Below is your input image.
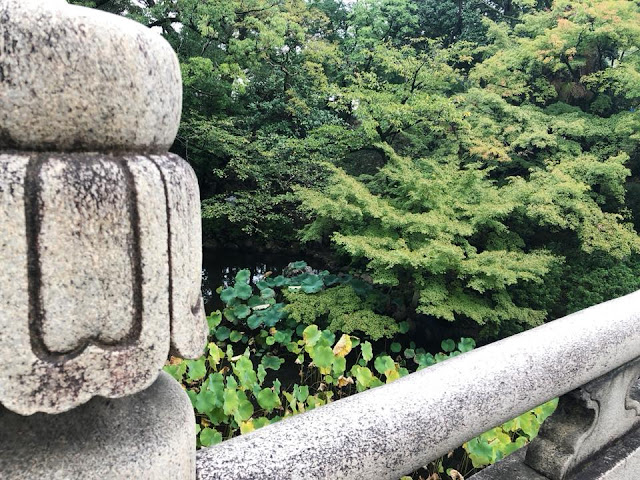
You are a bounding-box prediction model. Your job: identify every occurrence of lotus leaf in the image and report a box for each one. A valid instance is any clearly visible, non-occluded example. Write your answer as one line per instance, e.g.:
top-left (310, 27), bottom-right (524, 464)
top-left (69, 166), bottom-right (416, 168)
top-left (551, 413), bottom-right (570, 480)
top-left (256, 388), bottom-right (281, 411)
top-left (360, 341), bottom-right (373, 362)
top-left (186, 358), bottom-right (207, 381)
top-left (199, 428), bottom-right (222, 447)
top-left (261, 355), bottom-right (285, 370)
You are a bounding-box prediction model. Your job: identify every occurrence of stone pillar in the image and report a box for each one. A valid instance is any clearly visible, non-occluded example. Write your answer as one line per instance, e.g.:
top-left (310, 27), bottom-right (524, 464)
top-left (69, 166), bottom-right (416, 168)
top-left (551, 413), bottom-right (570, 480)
top-left (0, 1), bottom-right (207, 478)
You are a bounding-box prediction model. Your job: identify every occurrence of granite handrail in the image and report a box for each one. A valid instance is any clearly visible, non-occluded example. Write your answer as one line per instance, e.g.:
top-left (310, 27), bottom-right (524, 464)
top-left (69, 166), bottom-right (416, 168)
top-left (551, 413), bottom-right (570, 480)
top-left (195, 290), bottom-right (640, 480)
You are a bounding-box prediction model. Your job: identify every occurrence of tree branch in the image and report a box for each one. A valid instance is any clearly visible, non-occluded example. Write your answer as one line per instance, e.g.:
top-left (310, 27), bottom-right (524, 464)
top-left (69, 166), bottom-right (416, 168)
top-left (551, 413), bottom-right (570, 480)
top-left (147, 16), bottom-right (181, 28)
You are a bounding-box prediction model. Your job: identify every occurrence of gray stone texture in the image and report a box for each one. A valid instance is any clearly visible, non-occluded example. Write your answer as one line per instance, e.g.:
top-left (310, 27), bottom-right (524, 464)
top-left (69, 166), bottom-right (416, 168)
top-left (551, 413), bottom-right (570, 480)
top-left (150, 154), bottom-right (208, 359)
top-left (196, 290), bottom-right (640, 480)
top-left (0, 152), bottom-right (205, 415)
top-left (38, 157), bottom-right (142, 353)
top-left (569, 424), bottom-right (640, 479)
top-left (525, 358), bottom-right (640, 479)
top-left (470, 448), bottom-right (549, 480)
top-left (0, 372), bottom-right (196, 480)
top-left (473, 427), bottom-right (640, 480)
top-left (0, 0), bottom-right (182, 152)
top-left (0, 1), bottom-right (203, 477)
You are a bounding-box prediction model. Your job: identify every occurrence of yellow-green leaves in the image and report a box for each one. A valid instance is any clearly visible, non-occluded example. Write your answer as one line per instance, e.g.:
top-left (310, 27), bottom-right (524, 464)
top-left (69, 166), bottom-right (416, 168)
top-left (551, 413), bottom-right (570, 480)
top-left (285, 285), bottom-right (400, 340)
top-left (372, 355), bottom-right (400, 382)
top-left (164, 357), bottom-right (187, 382)
top-left (361, 341), bottom-right (373, 362)
top-left (207, 311), bottom-right (222, 332)
top-left (463, 398), bottom-right (558, 468)
top-left (298, 147), bottom-right (560, 332)
top-left (235, 396), bottom-right (254, 423)
top-left (332, 334), bottom-right (353, 357)
top-left (233, 356), bottom-right (257, 390)
top-left (240, 417), bottom-right (271, 435)
top-left (332, 356), bottom-right (346, 377)
top-left (351, 365), bottom-right (376, 392)
top-left (256, 388), bottom-right (281, 412)
top-left (187, 264), bottom-right (436, 449)
top-left (373, 355), bottom-right (394, 375)
top-left (199, 428), bottom-right (222, 447)
top-left (465, 427), bottom-right (521, 468)
top-left (310, 346), bottom-right (334, 371)
top-left (186, 358), bottom-right (207, 382)
top-left (208, 343), bottom-right (224, 367)
top-left (303, 325), bottom-right (322, 345)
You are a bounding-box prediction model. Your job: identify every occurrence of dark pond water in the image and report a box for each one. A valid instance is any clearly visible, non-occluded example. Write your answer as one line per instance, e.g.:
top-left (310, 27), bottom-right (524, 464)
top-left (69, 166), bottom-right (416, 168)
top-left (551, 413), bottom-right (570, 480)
top-left (201, 247), bottom-right (306, 314)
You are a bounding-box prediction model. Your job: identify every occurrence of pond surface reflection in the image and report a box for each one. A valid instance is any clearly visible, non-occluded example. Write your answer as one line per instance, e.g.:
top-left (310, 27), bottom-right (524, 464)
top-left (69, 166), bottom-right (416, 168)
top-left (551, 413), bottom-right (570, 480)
top-left (201, 247), bottom-right (304, 313)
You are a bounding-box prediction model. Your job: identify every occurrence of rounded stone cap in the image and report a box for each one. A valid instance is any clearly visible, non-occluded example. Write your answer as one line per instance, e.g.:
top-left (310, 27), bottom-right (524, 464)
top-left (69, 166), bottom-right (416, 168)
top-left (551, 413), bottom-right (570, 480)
top-left (0, 0), bottom-right (182, 152)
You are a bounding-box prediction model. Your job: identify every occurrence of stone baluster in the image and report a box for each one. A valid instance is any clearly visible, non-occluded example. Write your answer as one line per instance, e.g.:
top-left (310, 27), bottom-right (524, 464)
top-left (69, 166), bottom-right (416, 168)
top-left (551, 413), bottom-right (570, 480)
top-left (523, 357), bottom-right (640, 479)
top-left (473, 358), bottom-right (640, 479)
top-left (0, 1), bottom-right (207, 478)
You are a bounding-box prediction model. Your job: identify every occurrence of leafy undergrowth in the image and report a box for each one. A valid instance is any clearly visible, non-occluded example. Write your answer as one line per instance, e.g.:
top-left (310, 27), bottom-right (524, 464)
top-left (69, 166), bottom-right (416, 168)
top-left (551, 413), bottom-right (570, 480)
top-left (164, 263), bottom-right (557, 479)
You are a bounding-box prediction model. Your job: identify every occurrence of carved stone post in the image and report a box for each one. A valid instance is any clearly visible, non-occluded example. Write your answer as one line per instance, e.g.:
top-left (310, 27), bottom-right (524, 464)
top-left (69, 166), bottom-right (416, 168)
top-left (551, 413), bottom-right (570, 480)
top-left (524, 357), bottom-right (640, 479)
top-left (472, 358), bottom-right (640, 479)
top-left (0, 1), bottom-right (207, 477)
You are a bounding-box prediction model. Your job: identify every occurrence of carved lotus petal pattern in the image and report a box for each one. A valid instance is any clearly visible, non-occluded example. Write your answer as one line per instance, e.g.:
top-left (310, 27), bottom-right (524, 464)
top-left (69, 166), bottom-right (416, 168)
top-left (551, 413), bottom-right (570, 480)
top-left (0, 153), bottom-right (207, 415)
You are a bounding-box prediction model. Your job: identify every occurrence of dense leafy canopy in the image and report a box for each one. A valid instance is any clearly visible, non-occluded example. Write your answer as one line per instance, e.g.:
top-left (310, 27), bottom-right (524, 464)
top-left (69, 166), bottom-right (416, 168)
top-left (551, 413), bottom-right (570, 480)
top-left (70, 0), bottom-right (640, 335)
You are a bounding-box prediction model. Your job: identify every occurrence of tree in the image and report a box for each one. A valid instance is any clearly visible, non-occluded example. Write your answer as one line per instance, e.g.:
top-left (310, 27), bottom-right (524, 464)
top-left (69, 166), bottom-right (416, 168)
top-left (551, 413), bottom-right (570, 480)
top-left (299, 145), bottom-right (556, 335)
top-left (297, 0), bottom-right (640, 336)
top-left (70, 0), bottom-right (640, 335)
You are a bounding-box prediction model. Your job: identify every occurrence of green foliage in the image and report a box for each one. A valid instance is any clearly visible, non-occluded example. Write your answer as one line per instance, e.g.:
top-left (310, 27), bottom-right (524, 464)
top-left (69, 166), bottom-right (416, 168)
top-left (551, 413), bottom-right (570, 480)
top-left (295, 0), bottom-right (640, 336)
top-left (284, 285), bottom-right (399, 340)
top-left (162, 268), bottom-right (559, 478)
top-left (464, 398), bottom-right (558, 468)
top-left (299, 149), bottom-right (557, 334)
top-left (473, 1), bottom-right (640, 111)
top-left (163, 265), bottom-right (406, 446)
top-left (165, 268), bottom-right (432, 441)
top-left (74, 0), bottom-right (640, 335)
top-left (413, 338), bottom-right (477, 369)
top-left (562, 253), bottom-right (640, 315)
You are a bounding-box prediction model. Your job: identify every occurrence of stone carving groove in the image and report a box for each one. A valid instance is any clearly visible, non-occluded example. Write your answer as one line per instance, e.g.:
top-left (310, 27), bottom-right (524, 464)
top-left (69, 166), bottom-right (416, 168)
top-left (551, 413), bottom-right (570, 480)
top-left (149, 154), bottom-right (207, 359)
top-left (525, 357), bottom-right (640, 479)
top-left (26, 156), bottom-right (144, 357)
top-left (625, 372), bottom-right (640, 415)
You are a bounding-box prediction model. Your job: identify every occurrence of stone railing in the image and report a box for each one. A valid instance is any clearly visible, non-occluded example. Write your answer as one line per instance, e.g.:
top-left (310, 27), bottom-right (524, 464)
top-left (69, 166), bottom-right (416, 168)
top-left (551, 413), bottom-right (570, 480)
top-left (196, 289), bottom-right (640, 480)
